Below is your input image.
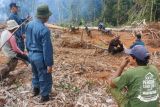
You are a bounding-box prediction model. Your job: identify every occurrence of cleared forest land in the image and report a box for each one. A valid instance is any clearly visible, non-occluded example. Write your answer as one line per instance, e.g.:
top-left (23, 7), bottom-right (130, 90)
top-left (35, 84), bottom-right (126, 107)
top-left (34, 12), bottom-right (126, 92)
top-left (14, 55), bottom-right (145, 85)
top-left (0, 23), bottom-right (160, 107)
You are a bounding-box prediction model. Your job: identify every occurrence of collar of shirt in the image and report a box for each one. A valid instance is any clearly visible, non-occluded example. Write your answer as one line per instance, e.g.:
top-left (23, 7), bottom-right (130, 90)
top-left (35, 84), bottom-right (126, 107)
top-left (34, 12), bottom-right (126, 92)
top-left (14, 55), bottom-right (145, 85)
top-left (136, 39), bottom-right (142, 42)
top-left (36, 18), bottom-right (44, 25)
top-left (11, 12), bottom-right (18, 15)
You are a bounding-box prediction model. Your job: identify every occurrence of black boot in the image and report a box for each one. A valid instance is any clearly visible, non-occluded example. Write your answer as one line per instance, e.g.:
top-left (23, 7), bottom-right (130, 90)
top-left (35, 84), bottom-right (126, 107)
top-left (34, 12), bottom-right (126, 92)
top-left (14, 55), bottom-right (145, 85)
top-left (39, 95), bottom-right (49, 103)
top-left (32, 87), bottom-right (40, 97)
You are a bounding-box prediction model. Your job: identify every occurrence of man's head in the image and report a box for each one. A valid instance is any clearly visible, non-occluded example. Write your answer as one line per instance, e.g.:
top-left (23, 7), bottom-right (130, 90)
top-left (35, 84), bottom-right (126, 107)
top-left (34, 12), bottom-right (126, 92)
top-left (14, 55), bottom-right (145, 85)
top-left (9, 3), bottom-right (19, 13)
top-left (129, 45), bottom-right (150, 66)
top-left (136, 34), bottom-right (141, 39)
top-left (114, 35), bottom-right (120, 40)
top-left (6, 20), bottom-right (19, 33)
top-left (36, 4), bottom-right (52, 23)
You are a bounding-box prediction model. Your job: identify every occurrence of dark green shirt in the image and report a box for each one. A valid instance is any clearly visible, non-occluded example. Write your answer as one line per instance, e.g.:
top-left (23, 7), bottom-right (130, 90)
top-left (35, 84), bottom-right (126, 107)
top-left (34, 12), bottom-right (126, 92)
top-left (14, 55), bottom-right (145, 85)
top-left (113, 65), bottom-right (159, 107)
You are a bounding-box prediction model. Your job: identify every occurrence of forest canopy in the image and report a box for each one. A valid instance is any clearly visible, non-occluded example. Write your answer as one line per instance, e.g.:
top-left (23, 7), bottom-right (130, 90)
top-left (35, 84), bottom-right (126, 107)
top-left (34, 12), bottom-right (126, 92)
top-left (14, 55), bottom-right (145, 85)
top-left (92, 0), bottom-right (160, 26)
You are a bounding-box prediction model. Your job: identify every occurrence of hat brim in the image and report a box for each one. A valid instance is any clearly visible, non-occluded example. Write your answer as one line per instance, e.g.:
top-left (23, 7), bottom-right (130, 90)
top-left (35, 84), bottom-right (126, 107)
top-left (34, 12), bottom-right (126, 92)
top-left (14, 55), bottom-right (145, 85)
top-left (15, 5), bottom-right (19, 8)
top-left (36, 11), bottom-right (52, 18)
top-left (10, 5), bottom-right (19, 9)
top-left (6, 25), bottom-right (19, 30)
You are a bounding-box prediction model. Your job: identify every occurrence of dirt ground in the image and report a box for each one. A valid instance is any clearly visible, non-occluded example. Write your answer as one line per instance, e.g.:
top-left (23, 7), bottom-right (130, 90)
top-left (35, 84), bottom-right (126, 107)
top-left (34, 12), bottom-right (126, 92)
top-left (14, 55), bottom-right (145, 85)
top-left (0, 24), bottom-right (160, 107)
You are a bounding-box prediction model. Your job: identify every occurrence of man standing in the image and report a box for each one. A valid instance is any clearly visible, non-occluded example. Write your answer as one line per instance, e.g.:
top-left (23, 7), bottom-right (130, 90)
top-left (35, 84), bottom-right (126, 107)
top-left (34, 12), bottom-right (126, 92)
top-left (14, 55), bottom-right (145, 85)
top-left (107, 45), bottom-right (159, 107)
top-left (8, 3), bottom-right (26, 51)
top-left (26, 4), bottom-right (53, 102)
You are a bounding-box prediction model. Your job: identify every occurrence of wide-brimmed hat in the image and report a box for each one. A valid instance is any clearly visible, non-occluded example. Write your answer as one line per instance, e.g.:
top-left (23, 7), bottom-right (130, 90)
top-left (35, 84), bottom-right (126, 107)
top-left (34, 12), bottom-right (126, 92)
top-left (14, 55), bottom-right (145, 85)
top-left (129, 45), bottom-right (150, 61)
top-left (6, 20), bottom-right (19, 30)
top-left (36, 4), bottom-right (52, 18)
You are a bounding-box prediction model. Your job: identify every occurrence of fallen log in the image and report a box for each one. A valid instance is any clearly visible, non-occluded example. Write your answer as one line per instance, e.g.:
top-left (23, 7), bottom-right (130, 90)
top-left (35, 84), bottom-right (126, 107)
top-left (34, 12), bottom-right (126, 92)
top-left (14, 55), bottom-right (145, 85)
top-left (46, 23), bottom-right (145, 33)
top-left (85, 26), bottom-right (92, 38)
top-left (46, 23), bottom-right (67, 31)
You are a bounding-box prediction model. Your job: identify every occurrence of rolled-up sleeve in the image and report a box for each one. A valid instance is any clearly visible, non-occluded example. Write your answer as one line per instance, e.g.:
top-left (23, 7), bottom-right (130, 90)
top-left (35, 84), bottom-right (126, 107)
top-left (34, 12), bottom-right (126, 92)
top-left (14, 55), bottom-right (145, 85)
top-left (112, 71), bottom-right (131, 90)
top-left (42, 29), bottom-right (53, 67)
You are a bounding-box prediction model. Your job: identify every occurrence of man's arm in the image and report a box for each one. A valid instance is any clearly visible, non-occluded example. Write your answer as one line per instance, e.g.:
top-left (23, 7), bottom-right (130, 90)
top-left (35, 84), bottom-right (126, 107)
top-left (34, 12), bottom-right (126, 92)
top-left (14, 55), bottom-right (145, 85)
top-left (42, 29), bottom-right (54, 73)
top-left (107, 57), bottom-right (130, 88)
top-left (9, 35), bottom-right (24, 55)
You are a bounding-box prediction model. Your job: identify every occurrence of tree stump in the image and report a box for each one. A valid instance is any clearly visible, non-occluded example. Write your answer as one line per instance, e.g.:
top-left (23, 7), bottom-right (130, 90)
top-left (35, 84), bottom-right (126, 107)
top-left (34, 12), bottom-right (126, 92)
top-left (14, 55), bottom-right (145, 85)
top-left (69, 26), bottom-right (79, 34)
top-left (85, 26), bottom-right (92, 38)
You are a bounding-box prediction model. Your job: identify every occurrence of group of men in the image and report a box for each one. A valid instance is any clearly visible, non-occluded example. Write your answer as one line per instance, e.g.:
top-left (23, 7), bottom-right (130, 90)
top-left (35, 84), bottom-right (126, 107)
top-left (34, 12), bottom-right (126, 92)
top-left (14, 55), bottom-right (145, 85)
top-left (0, 3), bottom-right (53, 102)
top-left (108, 33), bottom-right (145, 55)
top-left (107, 33), bottom-right (159, 107)
top-left (0, 2), bottom-right (159, 107)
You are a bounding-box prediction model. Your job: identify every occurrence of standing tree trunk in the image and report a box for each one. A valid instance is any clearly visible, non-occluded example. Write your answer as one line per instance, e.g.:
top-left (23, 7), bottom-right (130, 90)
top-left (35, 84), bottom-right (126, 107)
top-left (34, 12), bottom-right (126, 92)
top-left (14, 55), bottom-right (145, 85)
top-left (150, 0), bottom-right (154, 22)
top-left (117, 0), bottom-right (120, 26)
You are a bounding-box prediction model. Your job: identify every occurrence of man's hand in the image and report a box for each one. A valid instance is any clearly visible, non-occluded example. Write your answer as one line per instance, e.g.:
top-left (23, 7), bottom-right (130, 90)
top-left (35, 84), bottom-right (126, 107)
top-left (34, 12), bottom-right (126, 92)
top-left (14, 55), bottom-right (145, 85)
top-left (47, 66), bottom-right (52, 73)
top-left (114, 47), bottom-right (118, 50)
top-left (22, 51), bottom-right (27, 55)
top-left (22, 34), bottom-right (26, 39)
top-left (121, 57), bottom-right (130, 68)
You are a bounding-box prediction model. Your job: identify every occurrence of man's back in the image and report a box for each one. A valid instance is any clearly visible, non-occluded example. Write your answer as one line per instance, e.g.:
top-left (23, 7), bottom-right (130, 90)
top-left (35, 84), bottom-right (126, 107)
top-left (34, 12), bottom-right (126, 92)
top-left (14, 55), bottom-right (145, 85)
top-left (130, 39), bottom-right (145, 49)
top-left (26, 19), bottom-right (49, 52)
top-left (26, 19), bottom-right (53, 66)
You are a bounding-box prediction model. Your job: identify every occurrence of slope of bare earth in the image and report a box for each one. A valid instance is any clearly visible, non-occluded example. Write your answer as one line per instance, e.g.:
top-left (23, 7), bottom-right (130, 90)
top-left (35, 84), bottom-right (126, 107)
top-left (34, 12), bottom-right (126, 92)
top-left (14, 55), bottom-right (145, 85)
top-left (0, 23), bottom-right (160, 107)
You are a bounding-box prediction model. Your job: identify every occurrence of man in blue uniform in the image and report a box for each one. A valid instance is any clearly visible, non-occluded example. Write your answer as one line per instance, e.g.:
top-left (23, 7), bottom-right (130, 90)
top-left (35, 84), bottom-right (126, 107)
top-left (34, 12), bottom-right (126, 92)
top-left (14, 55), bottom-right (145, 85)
top-left (25, 4), bottom-right (53, 102)
top-left (8, 3), bottom-right (26, 51)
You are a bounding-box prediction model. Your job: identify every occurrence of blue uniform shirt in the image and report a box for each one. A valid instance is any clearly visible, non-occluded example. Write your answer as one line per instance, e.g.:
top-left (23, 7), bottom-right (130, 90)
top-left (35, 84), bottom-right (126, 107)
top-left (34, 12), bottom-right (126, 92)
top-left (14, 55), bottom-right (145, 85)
top-left (26, 19), bottom-right (53, 67)
top-left (8, 12), bottom-right (25, 38)
top-left (130, 39), bottom-right (145, 49)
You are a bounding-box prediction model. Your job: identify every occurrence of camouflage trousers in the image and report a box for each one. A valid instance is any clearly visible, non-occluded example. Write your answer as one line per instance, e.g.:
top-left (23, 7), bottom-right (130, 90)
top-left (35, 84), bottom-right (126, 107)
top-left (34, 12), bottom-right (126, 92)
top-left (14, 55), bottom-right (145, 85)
top-left (0, 58), bottom-right (18, 79)
top-left (0, 54), bottom-right (29, 79)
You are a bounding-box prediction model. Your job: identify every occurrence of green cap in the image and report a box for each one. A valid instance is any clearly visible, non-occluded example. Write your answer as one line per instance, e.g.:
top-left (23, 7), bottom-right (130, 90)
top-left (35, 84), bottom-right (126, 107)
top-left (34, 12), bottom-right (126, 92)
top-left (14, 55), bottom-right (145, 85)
top-left (36, 4), bottom-right (52, 18)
